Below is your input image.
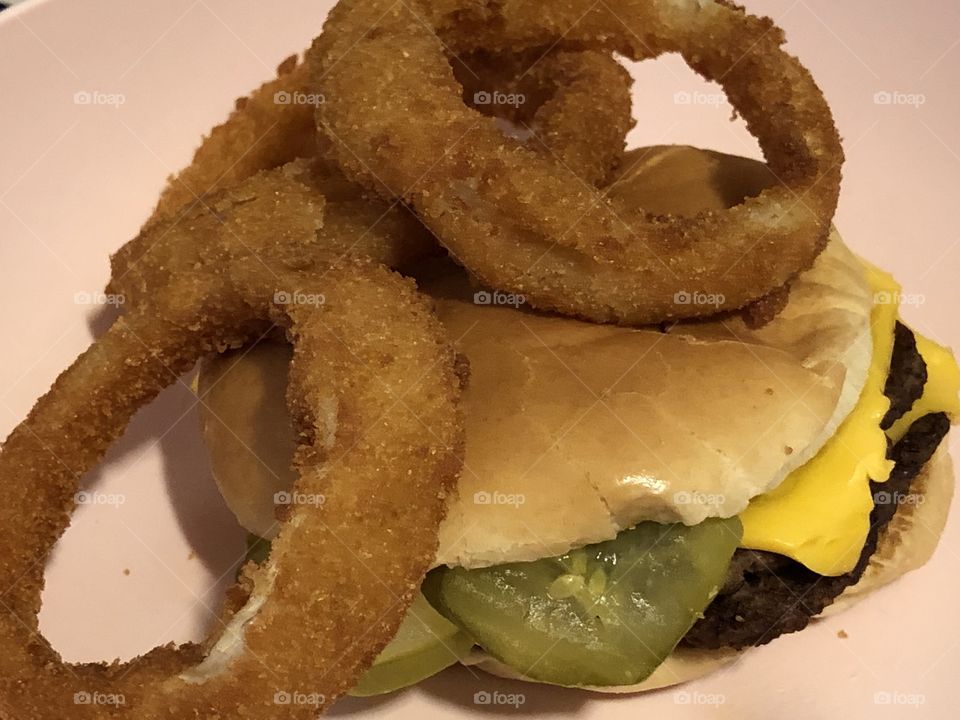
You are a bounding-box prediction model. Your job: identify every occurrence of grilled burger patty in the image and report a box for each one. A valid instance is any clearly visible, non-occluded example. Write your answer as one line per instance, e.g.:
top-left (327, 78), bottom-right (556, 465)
top-left (882, 322), bottom-right (928, 429)
top-left (683, 323), bottom-right (948, 650)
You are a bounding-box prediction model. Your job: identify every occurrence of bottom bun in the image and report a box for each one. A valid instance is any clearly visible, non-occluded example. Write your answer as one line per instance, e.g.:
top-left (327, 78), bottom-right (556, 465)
top-left (465, 441), bottom-right (954, 693)
top-left (822, 443), bottom-right (954, 615)
top-left (462, 647), bottom-right (741, 694)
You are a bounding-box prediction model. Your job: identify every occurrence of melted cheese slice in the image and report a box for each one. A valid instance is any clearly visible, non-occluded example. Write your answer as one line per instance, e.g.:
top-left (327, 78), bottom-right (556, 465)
top-left (741, 267), bottom-right (959, 576)
top-left (739, 266), bottom-right (900, 576)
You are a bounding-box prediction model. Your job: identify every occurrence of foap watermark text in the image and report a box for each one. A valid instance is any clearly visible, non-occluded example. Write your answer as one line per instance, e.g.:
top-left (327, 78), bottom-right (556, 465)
top-left (75, 291), bottom-right (125, 307)
top-left (674, 690), bottom-right (726, 707)
top-left (74, 691), bottom-right (125, 706)
top-left (674, 90), bottom-right (725, 108)
top-left (474, 690), bottom-right (525, 708)
top-left (473, 90), bottom-right (526, 108)
top-left (274, 491), bottom-right (326, 507)
top-left (474, 491), bottom-right (525, 508)
top-left (674, 290), bottom-right (725, 308)
top-left (75, 491), bottom-right (126, 508)
top-left (74, 90), bottom-right (125, 108)
top-left (474, 290), bottom-right (526, 308)
top-left (274, 690), bottom-right (326, 708)
top-left (874, 90), bottom-right (926, 108)
top-left (274, 90), bottom-right (325, 107)
top-left (274, 290), bottom-right (326, 307)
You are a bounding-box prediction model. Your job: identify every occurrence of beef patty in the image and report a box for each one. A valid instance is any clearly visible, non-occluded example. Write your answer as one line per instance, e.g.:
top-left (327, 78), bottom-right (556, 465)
top-left (882, 322), bottom-right (928, 429)
top-left (683, 323), bottom-right (949, 650)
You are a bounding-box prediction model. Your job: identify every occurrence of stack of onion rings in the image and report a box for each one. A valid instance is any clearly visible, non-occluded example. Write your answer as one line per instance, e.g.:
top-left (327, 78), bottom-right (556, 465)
top-left (110, 45), bottom-right (635, 299)
top-left (310, 0), bottom-right (844, 324)
top-left (0, 168), bottom-right (463, 717)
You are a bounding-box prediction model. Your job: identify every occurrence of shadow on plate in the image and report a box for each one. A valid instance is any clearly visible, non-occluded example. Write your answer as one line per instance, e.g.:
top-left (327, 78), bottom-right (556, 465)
top-left (86, 301), bottom-right (120, 339)
top-left (82, 303), bottom-right (245, 580)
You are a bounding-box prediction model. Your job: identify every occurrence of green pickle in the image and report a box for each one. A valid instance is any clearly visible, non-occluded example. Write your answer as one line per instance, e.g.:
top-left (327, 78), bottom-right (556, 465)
top-left (243, 534), bottom-right (271, 566)
top-left (425, 518), bottom-right (742, 687)
top-left (242, 536), bottom-right (472, 696)
top-left (349, 593), bottom-right (474, 696)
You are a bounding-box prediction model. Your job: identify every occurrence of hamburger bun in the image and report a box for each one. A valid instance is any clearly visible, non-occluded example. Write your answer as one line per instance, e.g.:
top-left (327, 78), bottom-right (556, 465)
top-left (199, 146), bottom-right (874, 568)
top-left (823, 446), bottom-right (954, 615)
top-left (427, 227), bottom-right (868, 568)
top-left (461, 645), bottom-right (741, 694)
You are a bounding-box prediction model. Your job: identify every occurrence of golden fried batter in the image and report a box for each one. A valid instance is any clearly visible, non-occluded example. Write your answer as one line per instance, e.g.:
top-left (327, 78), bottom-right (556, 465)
top-left (0, 167), bottom-right (463, 718)
top-left (311, 0), bottom-right (843, 325)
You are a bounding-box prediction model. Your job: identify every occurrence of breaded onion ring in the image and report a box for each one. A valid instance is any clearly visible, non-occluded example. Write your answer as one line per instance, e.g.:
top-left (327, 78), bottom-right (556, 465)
top-left (151, 55), bottom-right (318, 219)
top-left (120, 54), bottom-right (436, 284)
top-left (311, 0), bottom-right (844, 324)
top-left (109, 52), bottom-right (435, 286)
top-left (452, 47), bottom-right (634, 187)
top-left (0, 168), bottom-right (463, 717)
top-left (111, 46), bottom-right (634, 296)
top-left (109, 157), bottom-right (434, 303)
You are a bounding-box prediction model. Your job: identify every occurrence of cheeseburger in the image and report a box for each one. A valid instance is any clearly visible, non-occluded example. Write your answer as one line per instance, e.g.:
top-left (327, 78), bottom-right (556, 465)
top-left (197, 146), bottom-right (959, 694)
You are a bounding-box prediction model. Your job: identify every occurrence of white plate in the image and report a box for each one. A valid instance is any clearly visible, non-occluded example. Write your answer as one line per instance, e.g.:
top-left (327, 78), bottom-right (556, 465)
top-left (1, 0), bottom-right (958, 717)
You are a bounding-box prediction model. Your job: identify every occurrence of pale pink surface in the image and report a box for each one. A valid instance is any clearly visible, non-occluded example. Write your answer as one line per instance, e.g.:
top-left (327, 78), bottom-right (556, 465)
top-left (0, 1), bottom-right (957, 717)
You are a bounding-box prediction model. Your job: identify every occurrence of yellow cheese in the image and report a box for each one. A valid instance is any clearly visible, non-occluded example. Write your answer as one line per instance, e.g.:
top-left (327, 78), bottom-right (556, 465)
top-left (739, 266), bottom-right (899, 576)
top-left (887, 334), bottom-right (960, 443)
top-left (740, 264), bottom-right (960, 576)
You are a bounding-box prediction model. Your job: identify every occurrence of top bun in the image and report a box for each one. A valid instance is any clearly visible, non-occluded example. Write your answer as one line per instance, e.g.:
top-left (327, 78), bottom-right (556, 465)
top-left (198, 146), bottom-right (874, 569)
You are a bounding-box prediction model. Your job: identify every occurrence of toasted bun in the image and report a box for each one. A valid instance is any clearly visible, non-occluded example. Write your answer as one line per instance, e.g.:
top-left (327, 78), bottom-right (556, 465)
top-left (822, 445), bottom-right (954, 615)
top-left (431, 247), bottom-right (857, 566)
top-left (461, 646), bottom-right (741, 694)
top-left (198, 146), bottom-right (873, 567)
top-left (465, 441), bottom-right (954, 692)
top-left (609, 146), bottom-right (874, 442)
top-left (198, 343), bottom-right (296, 539)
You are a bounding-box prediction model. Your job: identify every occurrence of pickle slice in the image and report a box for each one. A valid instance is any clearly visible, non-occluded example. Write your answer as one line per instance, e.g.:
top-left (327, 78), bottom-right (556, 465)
top-left (242, 535), bottom-right (471, 695)
top-left (350, 593), bottom-right (474, 697)
top-left (426, 518), bottom-right (741, 687)
top-left (244, 534), bottom-right (271, 566)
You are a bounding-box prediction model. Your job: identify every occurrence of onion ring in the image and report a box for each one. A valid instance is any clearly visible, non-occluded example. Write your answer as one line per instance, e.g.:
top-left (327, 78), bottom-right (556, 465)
top-left (0, 168), bottom-right (463, 717)
top-left (150, 55), bottom-right (318, 220)
top-left (109, 158), bottom-right (435, 304)
top-left (122, 54), bottom-right (436, 284)
top-left (111, 46), bottom-right (633, 297)
top-left (452, 47), bottom-right (634, 186)
top-left (152, 49), bottom-right (630, 215)
top-left (310, 0), bottom-right (844, 324)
